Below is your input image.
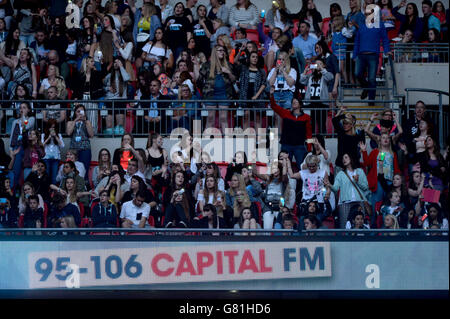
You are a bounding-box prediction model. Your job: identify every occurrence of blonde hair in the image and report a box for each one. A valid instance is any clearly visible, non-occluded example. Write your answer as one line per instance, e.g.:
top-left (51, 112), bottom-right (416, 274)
top-left (46, 65), bottom-right (66, 98)
top-left (276, 35), bottom-right (289, 49)
top-left (277, 51), bottom-right (291, 73)
top-left (217, 34), bottom-right (233, 55)
top-left (142, 3), bottom-right (156, 18)
top-left (233, 188), bottom-right (251, 218)
top-left (61, 215), bottom-right (77, 228)
top-left (305, 154), bottom-right (320, 166)
top-left (209, 45), bottom-right (229, 79)
top-left (384, 214), bottom-right (399, 229)
top-left (332, 15), bottom-right (345, 32)
top-left (80, 56), bottom-right (93, 75)
top-left (271, 0), bottom-right (287, 23)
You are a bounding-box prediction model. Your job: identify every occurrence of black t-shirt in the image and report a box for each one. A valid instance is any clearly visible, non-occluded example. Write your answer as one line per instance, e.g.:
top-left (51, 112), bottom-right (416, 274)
top-left (192, 19), bottom-right (214, 57)
top-left (164, 15), bottom-right (193, 50)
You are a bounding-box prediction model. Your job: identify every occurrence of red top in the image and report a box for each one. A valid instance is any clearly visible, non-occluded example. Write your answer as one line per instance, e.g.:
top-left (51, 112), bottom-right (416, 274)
top-left (361, 149), bottom-right (401, 192)
top-left (270, 95), bottom-right (312, 152)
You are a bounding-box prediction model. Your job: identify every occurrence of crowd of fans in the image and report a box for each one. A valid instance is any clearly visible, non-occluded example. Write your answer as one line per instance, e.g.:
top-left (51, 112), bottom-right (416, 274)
top-left (0, 0), bottom-right (448, 234)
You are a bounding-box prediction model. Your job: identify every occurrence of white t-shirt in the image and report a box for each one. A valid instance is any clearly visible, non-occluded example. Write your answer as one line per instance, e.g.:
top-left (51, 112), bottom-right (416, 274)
top-left (301, 151), bottom-right (331, 176)
top-left (141, 43), bottom-right (172, 62)
top-left (120, 200), bottom-right (150, 228)
top-left (300, 169), bottom-right (326, 202)
top-left (267, 67), bottom-right (297, 92)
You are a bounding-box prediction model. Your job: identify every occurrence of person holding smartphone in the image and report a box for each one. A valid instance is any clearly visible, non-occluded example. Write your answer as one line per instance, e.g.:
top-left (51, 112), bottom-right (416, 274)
top-left (163, 170), bottom-right (195, 228)
top-left (267, 51), bottom-right (297, 110)
top-left (66, 104), bottom-right (94, 183)
top-left (120, 191), bottom-right (150, 229)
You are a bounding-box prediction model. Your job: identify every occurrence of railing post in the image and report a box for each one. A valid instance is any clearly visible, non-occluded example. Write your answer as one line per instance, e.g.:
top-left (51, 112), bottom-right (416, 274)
top-left (112, 100), bottom-right (115, 138)
top-left (439, 93), bottom-right (444, 149)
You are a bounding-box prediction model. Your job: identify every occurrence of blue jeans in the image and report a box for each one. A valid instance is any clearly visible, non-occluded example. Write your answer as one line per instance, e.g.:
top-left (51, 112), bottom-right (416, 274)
top-left (355, 53), bottom-right (379, 101)
top-left (20, 34), bottom-right (35, 46)
top-left (11, 147), bottom-right (24, 190)
top-left (77, 149), bottom-right (91, 182)
top-left (281, 144), bottom-right (307, 167)
top-left (45, 159), bottom-right (61, 185)
top-left (273, 90), bottom-right (293, 109)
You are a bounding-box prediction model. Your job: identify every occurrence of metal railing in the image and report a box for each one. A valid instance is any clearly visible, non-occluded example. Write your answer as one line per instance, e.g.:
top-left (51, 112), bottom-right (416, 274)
top-left (405, 88), bottom-right (449, 149)
top-left (336, 43), bottom-right (392, 104)
top-left (0, 228), bottom-right (447, 237)
top-left (391, 43), bottom-right (449, 64)
top-left (0, 99), bottom-right (402, 138)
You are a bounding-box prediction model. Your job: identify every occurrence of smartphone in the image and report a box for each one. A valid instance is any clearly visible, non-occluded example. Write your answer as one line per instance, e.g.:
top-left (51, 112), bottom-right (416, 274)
top-left (380, 152), bottom-right (386, 161)
top-left (136, 212), bottom-right (142, 220)
top-left (280, 197), bottom-right (285, 207)
top-left (310, 64), bottom-right (318, 69)
top-left (306, 138), bottom-right (315, 143)
top-left (276, 59), bottom-right (282, 66)
top-left (79, 110), bottom-right (85, 115)
top-left (0, 198), bottom-right (7, 204)
top-left (421, 213), bottom-right (428, 222)
top-left (178, 188), bottom-right (185, 195)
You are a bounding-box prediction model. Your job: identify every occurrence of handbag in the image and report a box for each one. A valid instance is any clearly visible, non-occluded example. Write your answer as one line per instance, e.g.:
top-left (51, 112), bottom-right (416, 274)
top-left (343, 170), bottom-right (373, 216)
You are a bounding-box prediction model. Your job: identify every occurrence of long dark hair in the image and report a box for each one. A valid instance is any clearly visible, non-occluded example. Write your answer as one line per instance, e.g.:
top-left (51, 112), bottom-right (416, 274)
top-left (43, 119), bottom-right (59, 144)
top-left (329, 3), bottom-right (342, 17)
top-left (110, 57), bottom-right (127, 96)
top-left (400, 2), bottom-right (419, 36)
top-left (299, 0), bottom-right (320, 20)
top-left (204, 203), bottom-right (219, 228)
top-left (81, 16), bottom-right (95, 37)
top-left (377, 0), bottom-right (393, 9)
top-left (4, 26), bottom-right (20, 55)
top-left (107, 170), bottom-right (126, 194)
top-left (131, 175), bottom-right (147, 194)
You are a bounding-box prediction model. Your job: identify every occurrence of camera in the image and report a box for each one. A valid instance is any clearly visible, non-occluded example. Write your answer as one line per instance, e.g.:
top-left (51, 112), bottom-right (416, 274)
top-left (268, 201), bottom-right (280, 212)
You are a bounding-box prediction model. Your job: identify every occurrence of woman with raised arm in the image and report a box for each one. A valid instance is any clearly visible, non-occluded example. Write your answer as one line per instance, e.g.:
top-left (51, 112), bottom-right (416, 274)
top-left (269, 92), bottom-right (312, 166)
top-left (360, 134), bottom-right (401, 225)
top-left (332, 106), bottom-right (365, 173)
top-left (392, 0), bottom-right (423, 41)
top-left (251, 162), bottom-right (290, 229)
